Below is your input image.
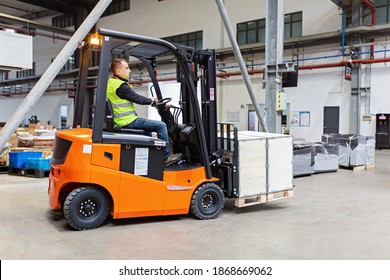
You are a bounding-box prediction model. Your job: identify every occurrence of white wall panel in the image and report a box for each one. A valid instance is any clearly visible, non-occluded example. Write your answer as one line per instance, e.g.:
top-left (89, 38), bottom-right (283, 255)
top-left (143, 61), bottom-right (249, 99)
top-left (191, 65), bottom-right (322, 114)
top-left (0, 93), bottom-right (74, 128)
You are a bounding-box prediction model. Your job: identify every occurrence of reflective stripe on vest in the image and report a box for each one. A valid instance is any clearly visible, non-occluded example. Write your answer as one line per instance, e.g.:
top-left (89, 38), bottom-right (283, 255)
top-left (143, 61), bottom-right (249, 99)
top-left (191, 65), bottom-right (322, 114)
top-left (106, 77), bottom-right (138, 127)
top-left (114, 111), bottom-right (137, 118)
top-left (111, 102), bottom-right (133, 108)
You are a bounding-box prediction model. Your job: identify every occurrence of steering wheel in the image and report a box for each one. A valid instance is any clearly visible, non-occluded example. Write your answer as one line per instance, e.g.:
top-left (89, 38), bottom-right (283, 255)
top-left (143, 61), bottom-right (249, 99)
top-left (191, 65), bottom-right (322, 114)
top-left (152, 97), bottom-right (172, 107)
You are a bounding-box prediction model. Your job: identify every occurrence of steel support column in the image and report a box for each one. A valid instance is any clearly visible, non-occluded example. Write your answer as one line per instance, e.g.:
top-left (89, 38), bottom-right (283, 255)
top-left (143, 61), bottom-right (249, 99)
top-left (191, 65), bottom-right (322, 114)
top-left (265, 0), bottom-right (284, 133)
top-left (350, 0), bottom-right (362, 135)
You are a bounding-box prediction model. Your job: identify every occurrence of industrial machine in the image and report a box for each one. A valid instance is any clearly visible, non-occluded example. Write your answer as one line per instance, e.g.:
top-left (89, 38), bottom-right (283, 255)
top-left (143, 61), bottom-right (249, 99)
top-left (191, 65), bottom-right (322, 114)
top-left (48, 29), bottom-right (293, 230)
top-left (375, 113), bottom-right (390, 149)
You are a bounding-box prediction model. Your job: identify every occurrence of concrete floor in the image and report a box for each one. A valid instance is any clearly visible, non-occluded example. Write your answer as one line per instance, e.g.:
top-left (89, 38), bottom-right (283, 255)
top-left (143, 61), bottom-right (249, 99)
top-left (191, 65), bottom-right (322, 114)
top-left (0, 149), bottom-right (389, 260)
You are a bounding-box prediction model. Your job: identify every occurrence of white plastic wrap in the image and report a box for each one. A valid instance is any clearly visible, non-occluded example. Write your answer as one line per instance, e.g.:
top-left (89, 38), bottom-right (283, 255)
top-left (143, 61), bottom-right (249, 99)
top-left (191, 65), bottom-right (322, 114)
top-left (293, 143), bottom-right (315, 176)
top-left (365, 136), bottom-right (376, 165)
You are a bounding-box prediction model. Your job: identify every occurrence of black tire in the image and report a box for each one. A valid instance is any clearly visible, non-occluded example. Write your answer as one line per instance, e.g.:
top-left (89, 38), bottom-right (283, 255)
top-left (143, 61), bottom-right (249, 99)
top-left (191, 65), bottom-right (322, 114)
top-left (190, 183), bottom-right (224, 220)
top-left (63, 187), bottom-right (110, 231)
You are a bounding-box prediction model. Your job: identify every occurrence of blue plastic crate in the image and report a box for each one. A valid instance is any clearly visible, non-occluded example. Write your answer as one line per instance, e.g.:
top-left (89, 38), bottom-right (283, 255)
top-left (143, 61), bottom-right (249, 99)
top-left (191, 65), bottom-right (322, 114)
top-left (9, 151), bottom-right (43, 168)
top-left (27, 158), bottom-right (51, 170)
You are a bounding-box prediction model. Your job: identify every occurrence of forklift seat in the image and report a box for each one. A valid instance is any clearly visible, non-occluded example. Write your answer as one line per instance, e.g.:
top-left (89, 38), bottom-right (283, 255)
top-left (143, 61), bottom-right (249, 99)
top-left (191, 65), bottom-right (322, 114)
top-left (104, 99), bottom-right (146, 135)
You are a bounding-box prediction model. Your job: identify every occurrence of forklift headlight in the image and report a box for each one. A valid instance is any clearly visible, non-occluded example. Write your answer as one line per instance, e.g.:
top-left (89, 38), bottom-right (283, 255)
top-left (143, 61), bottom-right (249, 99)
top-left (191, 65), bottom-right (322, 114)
top-left (90, 33), bottom-right (102, 49)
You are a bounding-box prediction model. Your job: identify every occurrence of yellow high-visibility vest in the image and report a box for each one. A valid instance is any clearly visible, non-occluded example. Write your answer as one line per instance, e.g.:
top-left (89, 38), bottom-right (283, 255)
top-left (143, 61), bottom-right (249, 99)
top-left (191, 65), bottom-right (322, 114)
top-left (106, 77), bottom-right (137, 127)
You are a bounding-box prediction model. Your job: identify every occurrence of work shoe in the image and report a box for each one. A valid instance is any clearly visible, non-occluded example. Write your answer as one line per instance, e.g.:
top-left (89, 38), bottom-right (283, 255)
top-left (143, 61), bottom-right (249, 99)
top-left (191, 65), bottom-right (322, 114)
top-left (164, 153), bottom-right (182, 167)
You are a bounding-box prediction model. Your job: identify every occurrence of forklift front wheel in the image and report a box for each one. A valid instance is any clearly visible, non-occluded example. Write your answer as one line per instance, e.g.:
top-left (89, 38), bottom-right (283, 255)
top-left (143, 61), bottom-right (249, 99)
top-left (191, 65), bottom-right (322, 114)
top-left (190, 183), bottom-right (224, 220)
top-left (63, 186), bottom-right (110, 231)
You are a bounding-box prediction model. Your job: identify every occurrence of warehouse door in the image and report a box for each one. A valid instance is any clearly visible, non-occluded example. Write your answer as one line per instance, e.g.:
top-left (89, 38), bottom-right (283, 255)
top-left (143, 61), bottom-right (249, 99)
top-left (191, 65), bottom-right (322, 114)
top-left (247, 104), bottom-right (265, 131)
top-left (248, 110), bottom-right (259, 131)
top-left (323, 106), bottom-right (339, 134)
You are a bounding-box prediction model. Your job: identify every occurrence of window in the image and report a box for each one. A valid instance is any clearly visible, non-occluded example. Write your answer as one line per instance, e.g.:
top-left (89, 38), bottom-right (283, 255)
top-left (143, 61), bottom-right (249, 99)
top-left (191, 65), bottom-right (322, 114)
top-left (163, 31), bottom-right (203, 50)
top-left (52, 56), bottom-right (75, 72)
top-left (0, 71), bottom-right (8, 82)
top-left (237, 19), bottom-right (266, 45)
top-left (237, 11), bottom-right (302, 45)
top-left (376, 0), bottom-right (390, 24)
top-left (16, 62), bottom-right (36, 78)
top-left (63, 56), bottom-right (75, 72)
top-left (284, 12), bottom-right (302, 39)
top-left (102, 0), bottom-right (130, 17)
top-left (52, 14), bottom-right (74, 28)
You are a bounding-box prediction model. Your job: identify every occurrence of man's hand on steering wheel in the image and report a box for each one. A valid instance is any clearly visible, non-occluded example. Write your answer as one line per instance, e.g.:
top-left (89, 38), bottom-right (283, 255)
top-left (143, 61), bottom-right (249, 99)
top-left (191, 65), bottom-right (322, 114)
top-left (151, 97), bottom-right (172, 108)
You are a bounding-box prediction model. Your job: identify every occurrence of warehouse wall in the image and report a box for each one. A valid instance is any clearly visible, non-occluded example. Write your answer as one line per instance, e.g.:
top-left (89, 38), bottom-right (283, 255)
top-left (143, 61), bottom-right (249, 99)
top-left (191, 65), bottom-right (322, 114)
top-left (286, 68), bottom-right (351, 141)
top-left (0, 93), bottom-right (74, 128)
top-left (32, 15), bottom-right (69, 76)
top-left (215, 65), bottom-right (352, 142)
top-left (97, 0), bottom-right (222, 48)
top-left (97, 0), bottom-right (340, 49)
top-left (371, 65), bottom-right (390, 114)
top-left (3, 0), bottom-right (390, 142)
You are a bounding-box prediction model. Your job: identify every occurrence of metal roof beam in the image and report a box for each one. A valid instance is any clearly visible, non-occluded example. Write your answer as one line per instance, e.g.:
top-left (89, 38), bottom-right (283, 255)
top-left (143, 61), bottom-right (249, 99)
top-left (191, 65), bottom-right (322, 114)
top-left (0, 12), bottom-right (73, 36)
top-left (15, 0), bottom-right (78, 14)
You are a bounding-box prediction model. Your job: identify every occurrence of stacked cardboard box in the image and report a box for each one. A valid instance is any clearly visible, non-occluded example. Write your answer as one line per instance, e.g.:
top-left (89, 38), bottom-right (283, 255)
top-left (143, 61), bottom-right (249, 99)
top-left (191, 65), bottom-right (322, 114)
top-left (1, 122), bottom-right (55, 167)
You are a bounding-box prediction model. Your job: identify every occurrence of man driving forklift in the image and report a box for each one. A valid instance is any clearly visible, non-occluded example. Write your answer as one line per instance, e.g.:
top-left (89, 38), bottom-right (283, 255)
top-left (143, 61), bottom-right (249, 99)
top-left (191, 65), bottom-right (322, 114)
top-left (48, 29), bottom-right (292, 231)
top-left (107, 58), bottom-right (182, 166)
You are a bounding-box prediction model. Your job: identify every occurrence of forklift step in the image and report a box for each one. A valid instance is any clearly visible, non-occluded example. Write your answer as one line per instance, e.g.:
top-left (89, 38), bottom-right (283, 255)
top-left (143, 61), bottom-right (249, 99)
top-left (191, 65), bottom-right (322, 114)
top-left (8, 167), bottom-right (50, 178)
top-left (235, 189), bottom-right (294, 208)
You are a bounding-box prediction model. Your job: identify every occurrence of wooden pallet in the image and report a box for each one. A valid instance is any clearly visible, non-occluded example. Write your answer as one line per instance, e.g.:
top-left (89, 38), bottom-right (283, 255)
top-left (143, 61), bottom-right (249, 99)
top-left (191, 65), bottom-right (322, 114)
top-left (8, 167), bottom-right (49, 178)
top-left (235, 189), bottom-right (294, 208)
top-left (365, 164), bottom-right (375, 170)
top-left (339, 164), bottom-right (374, 171)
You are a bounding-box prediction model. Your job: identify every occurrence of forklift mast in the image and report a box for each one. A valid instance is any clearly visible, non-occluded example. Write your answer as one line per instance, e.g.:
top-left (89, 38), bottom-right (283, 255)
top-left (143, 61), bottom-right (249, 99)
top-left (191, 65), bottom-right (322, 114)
top-left (72, 45), bottom-right (91, 129)
top-left (197, 50), bottom-right (218, 158)
top-left (176, 47), bottom-right (218, 160)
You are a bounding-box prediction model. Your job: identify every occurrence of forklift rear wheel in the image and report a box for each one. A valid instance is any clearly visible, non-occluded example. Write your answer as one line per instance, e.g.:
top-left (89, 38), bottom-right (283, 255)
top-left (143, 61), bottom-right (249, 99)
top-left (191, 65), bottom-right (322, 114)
top-left (190, 183), bottom-right (224, 220)
top-left (63, 187), bottom-right (110, 231)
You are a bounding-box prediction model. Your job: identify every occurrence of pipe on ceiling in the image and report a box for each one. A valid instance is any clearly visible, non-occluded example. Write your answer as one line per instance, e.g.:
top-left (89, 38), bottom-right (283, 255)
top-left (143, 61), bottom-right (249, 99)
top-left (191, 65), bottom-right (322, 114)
top-left (0, 24), bottom-right (70, 41)
top-left (4, 57), bottom-right (390, 96)
top-left (0, 12), bottom-right (73, 36)
top-left (361, 0), bottom-right (376, 58)
top-left (198, 57), bottom-right (390, 76)
top-left (337, 0), bottom-right (346, 55)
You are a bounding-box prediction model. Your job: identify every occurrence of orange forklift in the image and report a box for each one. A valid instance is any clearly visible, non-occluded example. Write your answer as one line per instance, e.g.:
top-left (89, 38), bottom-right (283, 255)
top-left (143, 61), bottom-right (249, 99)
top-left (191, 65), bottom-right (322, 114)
top-left (48, 28), bottom-right (293, 230)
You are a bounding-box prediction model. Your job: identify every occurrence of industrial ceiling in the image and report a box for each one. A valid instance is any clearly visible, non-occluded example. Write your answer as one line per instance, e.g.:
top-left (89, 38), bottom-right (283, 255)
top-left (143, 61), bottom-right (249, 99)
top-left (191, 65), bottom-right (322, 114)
top-left (0, 0), bottom-right (98, 18)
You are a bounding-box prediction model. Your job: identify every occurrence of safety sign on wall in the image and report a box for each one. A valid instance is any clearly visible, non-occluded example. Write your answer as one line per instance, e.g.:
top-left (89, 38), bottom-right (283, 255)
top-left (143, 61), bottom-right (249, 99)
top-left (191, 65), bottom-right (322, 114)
top-left (345, 62), bottom-right (352, 81)
top-left (290, 111), bottom-right (310, 127)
